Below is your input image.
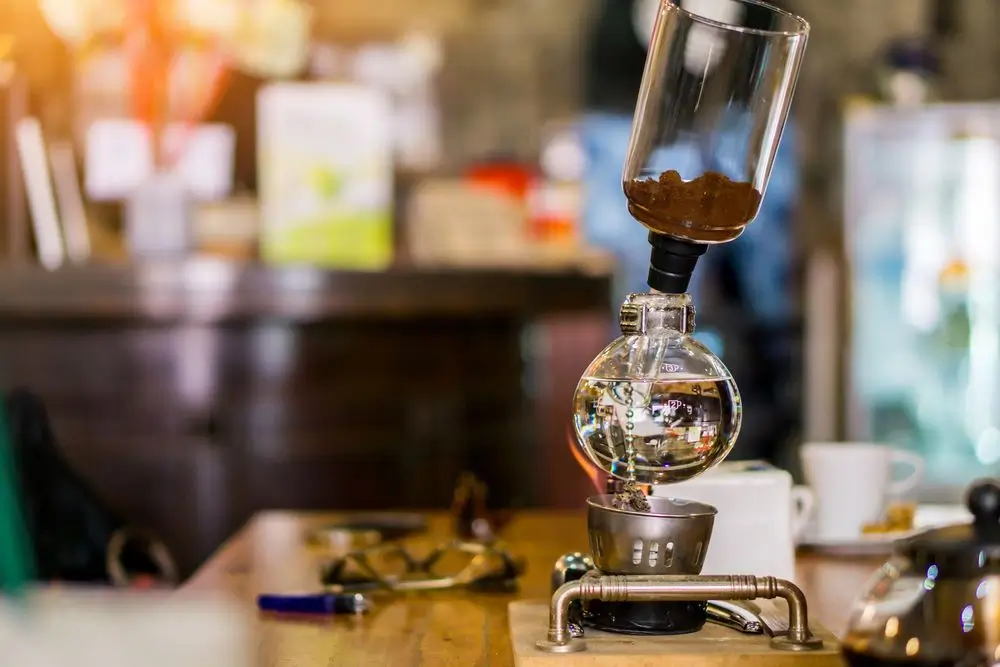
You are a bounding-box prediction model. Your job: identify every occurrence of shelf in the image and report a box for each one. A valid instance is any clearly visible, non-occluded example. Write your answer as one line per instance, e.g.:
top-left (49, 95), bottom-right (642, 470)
top-left (0, 258), bottom-right (613, 322)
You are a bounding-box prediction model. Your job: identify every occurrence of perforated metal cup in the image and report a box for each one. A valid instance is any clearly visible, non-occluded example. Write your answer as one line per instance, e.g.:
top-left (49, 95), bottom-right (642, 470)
top-left (586, 494), bottom-right (716, 576)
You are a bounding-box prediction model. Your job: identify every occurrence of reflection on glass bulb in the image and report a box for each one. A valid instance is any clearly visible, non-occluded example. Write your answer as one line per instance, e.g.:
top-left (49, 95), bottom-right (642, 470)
top-left (574, 374), bottom-right (740, 484)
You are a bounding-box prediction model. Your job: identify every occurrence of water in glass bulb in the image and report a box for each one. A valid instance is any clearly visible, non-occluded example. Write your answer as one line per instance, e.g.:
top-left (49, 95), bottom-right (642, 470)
top-left (573, 373), bottom-right (741, 487)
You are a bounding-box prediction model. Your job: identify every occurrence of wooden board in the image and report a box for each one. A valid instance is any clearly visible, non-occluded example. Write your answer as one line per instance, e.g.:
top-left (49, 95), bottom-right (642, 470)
top-left (509, 601), bottom-right (846, 667)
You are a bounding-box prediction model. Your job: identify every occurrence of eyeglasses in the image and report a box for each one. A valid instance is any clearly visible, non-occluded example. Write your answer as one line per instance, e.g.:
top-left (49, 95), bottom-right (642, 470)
top-left (321, 540), bottom-right (525, 594)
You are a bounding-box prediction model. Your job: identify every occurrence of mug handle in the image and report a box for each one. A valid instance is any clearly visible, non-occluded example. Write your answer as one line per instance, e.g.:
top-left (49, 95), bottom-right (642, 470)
top-left (789, 485), bottom-right (815, 541)
top-left (887, 450), bottom-right (925, 495)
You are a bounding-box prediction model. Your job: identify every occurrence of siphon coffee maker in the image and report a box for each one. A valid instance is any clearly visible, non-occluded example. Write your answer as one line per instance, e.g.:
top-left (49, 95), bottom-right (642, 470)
top-left (515, 1), bottom-right (824, 660)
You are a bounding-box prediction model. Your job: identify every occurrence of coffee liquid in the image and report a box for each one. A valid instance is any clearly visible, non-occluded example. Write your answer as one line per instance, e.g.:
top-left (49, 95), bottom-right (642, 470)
top-left (625, 170), bottom-right (762, 243)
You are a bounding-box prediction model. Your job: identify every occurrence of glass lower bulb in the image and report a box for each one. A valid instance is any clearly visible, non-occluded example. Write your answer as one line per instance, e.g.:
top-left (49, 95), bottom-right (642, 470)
top-left (571, 293), bottom-right (742, 485)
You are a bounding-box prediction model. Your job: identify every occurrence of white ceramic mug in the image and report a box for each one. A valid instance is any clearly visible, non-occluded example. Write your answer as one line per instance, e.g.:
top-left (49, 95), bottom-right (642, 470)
top-left (801, 442), bottom-right (925, 541)
top-left (789, 485), bottom-right (815, 540)
top-left (654, 461), bottom-right (815, 581)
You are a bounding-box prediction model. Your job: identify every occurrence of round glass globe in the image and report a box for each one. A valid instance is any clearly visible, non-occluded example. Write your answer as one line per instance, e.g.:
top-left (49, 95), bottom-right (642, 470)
top-left (572, 293), bottom-right (742, 485)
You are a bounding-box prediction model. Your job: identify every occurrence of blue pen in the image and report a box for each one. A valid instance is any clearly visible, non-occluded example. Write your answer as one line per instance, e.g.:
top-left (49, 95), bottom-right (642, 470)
top-left (257, 591), bottom-right (371, 616)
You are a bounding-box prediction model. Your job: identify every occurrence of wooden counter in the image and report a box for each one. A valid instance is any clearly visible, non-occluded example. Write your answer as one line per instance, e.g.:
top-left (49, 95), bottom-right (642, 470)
top-left (185, 511), bottom-right (882, 666)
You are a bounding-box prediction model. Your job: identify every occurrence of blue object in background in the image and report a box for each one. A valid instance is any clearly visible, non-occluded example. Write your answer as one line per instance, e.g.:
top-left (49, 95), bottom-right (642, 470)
top-left (577, 112), bottom-right (800, 329)
top-left (578, 113), bottom-right (653, 306)
top-left (257, 592), bottom-right (370, 615)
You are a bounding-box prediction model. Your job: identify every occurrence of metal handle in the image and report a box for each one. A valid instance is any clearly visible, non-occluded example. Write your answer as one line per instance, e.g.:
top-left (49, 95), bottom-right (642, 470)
top-left (535, 574), bottom-right (824, 654)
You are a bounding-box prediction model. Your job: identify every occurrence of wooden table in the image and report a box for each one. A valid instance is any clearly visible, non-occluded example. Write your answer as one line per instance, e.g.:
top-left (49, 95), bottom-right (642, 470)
top-left (185, 511), bottom-right (883, 666)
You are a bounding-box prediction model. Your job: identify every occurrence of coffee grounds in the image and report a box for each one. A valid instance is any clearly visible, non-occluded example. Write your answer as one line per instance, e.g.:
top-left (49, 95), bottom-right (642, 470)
top-left (625, 170), bottom-right (762, 243)
top-left (612, 482), bottom-right (651, 513)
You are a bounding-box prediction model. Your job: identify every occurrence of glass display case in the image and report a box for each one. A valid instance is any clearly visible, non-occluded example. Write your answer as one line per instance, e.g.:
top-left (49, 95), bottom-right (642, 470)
top-left (844, 103), bottom-right (1000, 494)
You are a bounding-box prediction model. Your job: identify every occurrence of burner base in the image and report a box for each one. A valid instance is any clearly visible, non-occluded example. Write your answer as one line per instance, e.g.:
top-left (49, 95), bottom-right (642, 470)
top-left (510, 600), bottom-right (844, 666)
top-left (583, 600), bottom-right (707, 635)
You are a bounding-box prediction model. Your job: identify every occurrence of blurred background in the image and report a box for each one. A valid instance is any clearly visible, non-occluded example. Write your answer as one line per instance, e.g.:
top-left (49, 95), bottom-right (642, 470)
top-left (0, 0), bottom-right (999, 578)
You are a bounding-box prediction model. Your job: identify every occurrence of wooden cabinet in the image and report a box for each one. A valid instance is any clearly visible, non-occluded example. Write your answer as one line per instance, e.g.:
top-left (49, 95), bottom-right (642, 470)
top-left (0, 324), bottom-right (240, 573)
top-left (0, 261), bottom-right (611, 576)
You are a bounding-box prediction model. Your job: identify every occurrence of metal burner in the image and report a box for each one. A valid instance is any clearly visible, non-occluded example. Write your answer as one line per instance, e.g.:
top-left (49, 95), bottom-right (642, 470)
top-left (537, 495), bottom-right (824, 654)
top-left (536, 573), bottom-right (824, 654)
top-left (584, 598), bottom-right (708, 635)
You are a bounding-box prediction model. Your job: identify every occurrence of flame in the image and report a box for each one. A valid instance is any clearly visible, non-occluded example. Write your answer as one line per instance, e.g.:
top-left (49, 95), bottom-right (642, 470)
top-left (567, 425), bottom-right (605, 493)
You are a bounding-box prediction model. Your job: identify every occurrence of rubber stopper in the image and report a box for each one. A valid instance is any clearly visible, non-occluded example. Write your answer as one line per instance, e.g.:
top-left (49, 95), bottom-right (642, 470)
top-left (646, 233), bottom-right (709, 294)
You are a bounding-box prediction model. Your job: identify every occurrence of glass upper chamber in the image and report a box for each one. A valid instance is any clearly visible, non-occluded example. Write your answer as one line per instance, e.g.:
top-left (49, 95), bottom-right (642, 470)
top-left (572, 292), bottom-right (741, 485)
top-left (622, 0), bottom-right (809, 244)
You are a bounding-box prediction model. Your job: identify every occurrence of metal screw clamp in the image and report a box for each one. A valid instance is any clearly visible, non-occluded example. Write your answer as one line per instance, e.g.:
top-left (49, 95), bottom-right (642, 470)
top-left (619, 302), bottom-right (646, 335)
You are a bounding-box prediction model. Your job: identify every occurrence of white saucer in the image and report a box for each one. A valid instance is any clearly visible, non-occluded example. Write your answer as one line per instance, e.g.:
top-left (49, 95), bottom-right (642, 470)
top-left (797, 504), bottom-right (972, 557)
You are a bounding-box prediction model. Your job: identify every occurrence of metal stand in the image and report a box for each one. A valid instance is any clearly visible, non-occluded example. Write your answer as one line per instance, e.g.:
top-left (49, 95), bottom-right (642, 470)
top-left (535, 574), bottom-right (824, 654)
